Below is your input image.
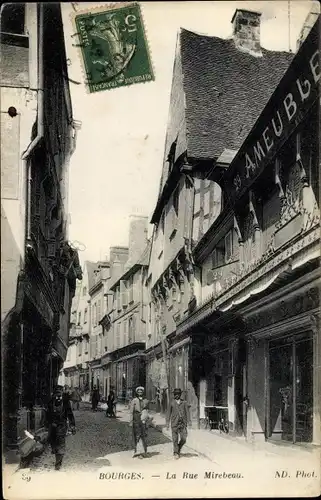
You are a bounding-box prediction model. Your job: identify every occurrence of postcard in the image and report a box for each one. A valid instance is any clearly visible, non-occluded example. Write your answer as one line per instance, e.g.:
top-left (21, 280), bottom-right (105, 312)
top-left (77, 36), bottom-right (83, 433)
top-left (1, 1), bottom-right (320, 499)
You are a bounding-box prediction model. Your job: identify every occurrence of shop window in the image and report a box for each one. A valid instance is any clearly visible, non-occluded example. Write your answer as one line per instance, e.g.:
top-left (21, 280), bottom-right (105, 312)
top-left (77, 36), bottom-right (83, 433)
top-left (269, 335), bottom-right (313, 444)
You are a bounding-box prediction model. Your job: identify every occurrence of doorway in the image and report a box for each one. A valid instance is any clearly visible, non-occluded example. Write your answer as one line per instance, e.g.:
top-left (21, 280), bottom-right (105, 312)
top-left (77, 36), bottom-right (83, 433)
top-left (268, 333), bottom-right (313, 444)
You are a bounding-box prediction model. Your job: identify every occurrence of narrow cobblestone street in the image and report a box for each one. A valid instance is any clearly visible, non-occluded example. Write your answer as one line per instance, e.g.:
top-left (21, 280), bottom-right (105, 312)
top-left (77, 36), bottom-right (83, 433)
top-left (30, 405), bottom-right (207, 473)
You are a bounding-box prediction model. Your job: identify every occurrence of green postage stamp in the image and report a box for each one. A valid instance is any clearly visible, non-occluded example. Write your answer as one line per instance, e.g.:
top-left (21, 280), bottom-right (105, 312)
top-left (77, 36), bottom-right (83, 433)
top-left (73, 2), bottom-right (155, 93)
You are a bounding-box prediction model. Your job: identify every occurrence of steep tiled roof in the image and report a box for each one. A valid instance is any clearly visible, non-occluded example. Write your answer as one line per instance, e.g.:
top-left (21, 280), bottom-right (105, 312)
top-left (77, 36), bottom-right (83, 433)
top-left (153, 29), bottom-right (294, 222)
top-left (180, 29), bottom-right (294, 160)
top-left (137, 239), bottom-right (152, 266)
top-left (85, 261), bottom-right (98, 291)
top-left (109, 240), bottom-right (151, 290)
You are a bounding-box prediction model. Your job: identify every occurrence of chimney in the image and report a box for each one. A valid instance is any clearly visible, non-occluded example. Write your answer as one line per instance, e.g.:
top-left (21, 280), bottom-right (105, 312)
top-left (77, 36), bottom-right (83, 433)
top-left (126, 215), bottom-right (148, 268)
top-left (232, 9), bottom-right (262, 57)
top-left (109, 246), bottom-right (129, 282)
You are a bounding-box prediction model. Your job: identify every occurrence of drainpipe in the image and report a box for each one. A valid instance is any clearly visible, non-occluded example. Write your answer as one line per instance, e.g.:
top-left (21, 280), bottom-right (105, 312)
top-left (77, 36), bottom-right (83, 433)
top-left (22, 2), bottom-right (45, 244)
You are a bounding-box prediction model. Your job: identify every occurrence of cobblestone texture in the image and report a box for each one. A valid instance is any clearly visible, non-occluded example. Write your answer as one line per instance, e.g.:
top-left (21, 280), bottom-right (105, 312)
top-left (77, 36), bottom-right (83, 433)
top-left (29, 405), bottom-right (178, 473)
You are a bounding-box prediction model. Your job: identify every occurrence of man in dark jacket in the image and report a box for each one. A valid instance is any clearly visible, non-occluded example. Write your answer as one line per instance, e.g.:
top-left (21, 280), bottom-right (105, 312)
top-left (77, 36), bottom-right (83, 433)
top-left (47, 385), bottom-right (76, 470)
top-left (166, 388), bottom-right (191, 459)
top-left (91, 386), bottom-right (100, 411)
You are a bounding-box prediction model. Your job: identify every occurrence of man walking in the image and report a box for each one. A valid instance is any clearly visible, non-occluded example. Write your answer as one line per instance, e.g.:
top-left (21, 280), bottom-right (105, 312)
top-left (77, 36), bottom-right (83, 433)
top-left (71, 386), bottom-right (81, 411)
top-left (166, 388), bottom-right (190, 459)
top-left (47, 385), bottom-right (76, 470)
top-left (130, 386), bottom-right (149, 458)
top-left (91, 385), bottom-right (100, 411)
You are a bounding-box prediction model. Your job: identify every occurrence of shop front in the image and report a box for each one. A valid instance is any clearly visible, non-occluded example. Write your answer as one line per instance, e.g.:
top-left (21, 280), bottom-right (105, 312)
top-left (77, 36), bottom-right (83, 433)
top-left (115, 354), bottom-right (146, 402)
top-left (268, 332), bottom-right (313, 443)
top-left (111, 342), bottom-right (146, 402)
top-left (244, 264), bottom-right (320, 446)
top-left (90, 361), bottom-right (102, 392)
top-left (101, 353), bottom-right (112, 400)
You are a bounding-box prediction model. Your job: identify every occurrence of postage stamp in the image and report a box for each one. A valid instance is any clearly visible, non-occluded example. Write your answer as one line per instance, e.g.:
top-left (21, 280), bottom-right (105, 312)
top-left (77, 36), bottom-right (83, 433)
top-left (73, 2), bottom-right (155, 93)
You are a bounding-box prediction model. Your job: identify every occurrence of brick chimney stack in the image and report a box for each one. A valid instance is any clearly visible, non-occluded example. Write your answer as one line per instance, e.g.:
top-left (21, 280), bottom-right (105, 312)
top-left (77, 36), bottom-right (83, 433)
top-left (232, 9), bottom-right (262, 57)
top-left (109, 246), bottom-right (129, 282)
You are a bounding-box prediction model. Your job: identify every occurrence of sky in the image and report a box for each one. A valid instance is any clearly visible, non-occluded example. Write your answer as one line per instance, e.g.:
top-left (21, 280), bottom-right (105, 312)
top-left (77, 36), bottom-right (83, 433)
top-left (61, 1), bottom-right (317, 264)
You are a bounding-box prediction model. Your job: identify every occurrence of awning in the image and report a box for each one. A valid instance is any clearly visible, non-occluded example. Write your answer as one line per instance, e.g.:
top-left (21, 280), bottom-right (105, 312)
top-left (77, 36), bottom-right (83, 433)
top-left (115, 352), bottom-right (145, 363)
top-left (221, 272), bottom-right (279, 312)
top-left (168, 337), bottom-right (191, 353)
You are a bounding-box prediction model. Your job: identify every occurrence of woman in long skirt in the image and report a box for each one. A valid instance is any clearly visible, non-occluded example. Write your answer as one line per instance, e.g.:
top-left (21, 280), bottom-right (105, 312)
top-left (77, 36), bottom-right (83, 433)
top-left (129, 386), bottom-right (149, 458)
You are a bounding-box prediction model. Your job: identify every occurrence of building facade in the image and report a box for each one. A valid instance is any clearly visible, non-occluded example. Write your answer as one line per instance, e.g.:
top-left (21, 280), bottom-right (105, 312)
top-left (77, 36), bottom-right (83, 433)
top-left (107, 216), bottom-right (150, 402)
top-left (63, 247), bottom-right (130, 400)
top-left (63, 261), bottom-right (96, 398)
top-left (146, 8), bottom-right (294, 422)
top-left (88, 260), bottom-right (111, 393)
top-left (1, 3), bottom-right (81, 460)
top-left (176, 17), bottom-right (320, 446)
top-left (100, 245), bottom-right (129, 399)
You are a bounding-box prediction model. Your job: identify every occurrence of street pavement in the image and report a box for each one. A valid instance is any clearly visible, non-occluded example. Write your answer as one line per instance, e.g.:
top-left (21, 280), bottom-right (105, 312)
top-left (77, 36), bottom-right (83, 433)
top-left (29, 404), bottom-right (209, 473)
top-left (4, 404), bottom-right (320, 499)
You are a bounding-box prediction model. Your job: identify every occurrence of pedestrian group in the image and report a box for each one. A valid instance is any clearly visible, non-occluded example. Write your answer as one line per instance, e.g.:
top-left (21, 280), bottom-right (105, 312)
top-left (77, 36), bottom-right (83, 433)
top-left (46, 384), bottom-right (191, 470)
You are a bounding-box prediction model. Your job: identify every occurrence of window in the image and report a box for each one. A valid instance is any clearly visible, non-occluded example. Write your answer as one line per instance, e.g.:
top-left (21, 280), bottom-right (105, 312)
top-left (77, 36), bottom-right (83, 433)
top-left (83, 286), bottom-right (87, 296)
top-left (120, 280), bottom-right (128, 308)
top-left (128, 316), bottom-right (134, 344)
top-left (224, 230), bottom-right (233, 262)
top-left (212, 229), bottom-right (235, 268)
top-left (1, 4), bottom-right (25, 35)
top-left (128, 275), bottom-right (134, 303)
top-left (92, 303), bottom-right (97, 327)
top-left (123, 319), bottom-right (128, 346)
top-left (77, 340), bottom-right (82, 357)
top-left (116, 323), bottom-right (121, 349)
top-left (116, 286), bottom-right (121, 311)
top-left (212, 245), bottom-right (225, 269)
top-left (78, 312), bottom-right (81, 326)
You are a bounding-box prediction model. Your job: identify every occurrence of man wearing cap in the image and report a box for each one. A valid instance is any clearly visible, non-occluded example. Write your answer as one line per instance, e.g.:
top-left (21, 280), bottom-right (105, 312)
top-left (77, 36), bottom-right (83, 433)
top-left (166, 388), bottom-right (190, 459)
top-left (47, 385), bottom-right (76, 470)
top-left (129, 386), bottom-right (149, 458)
